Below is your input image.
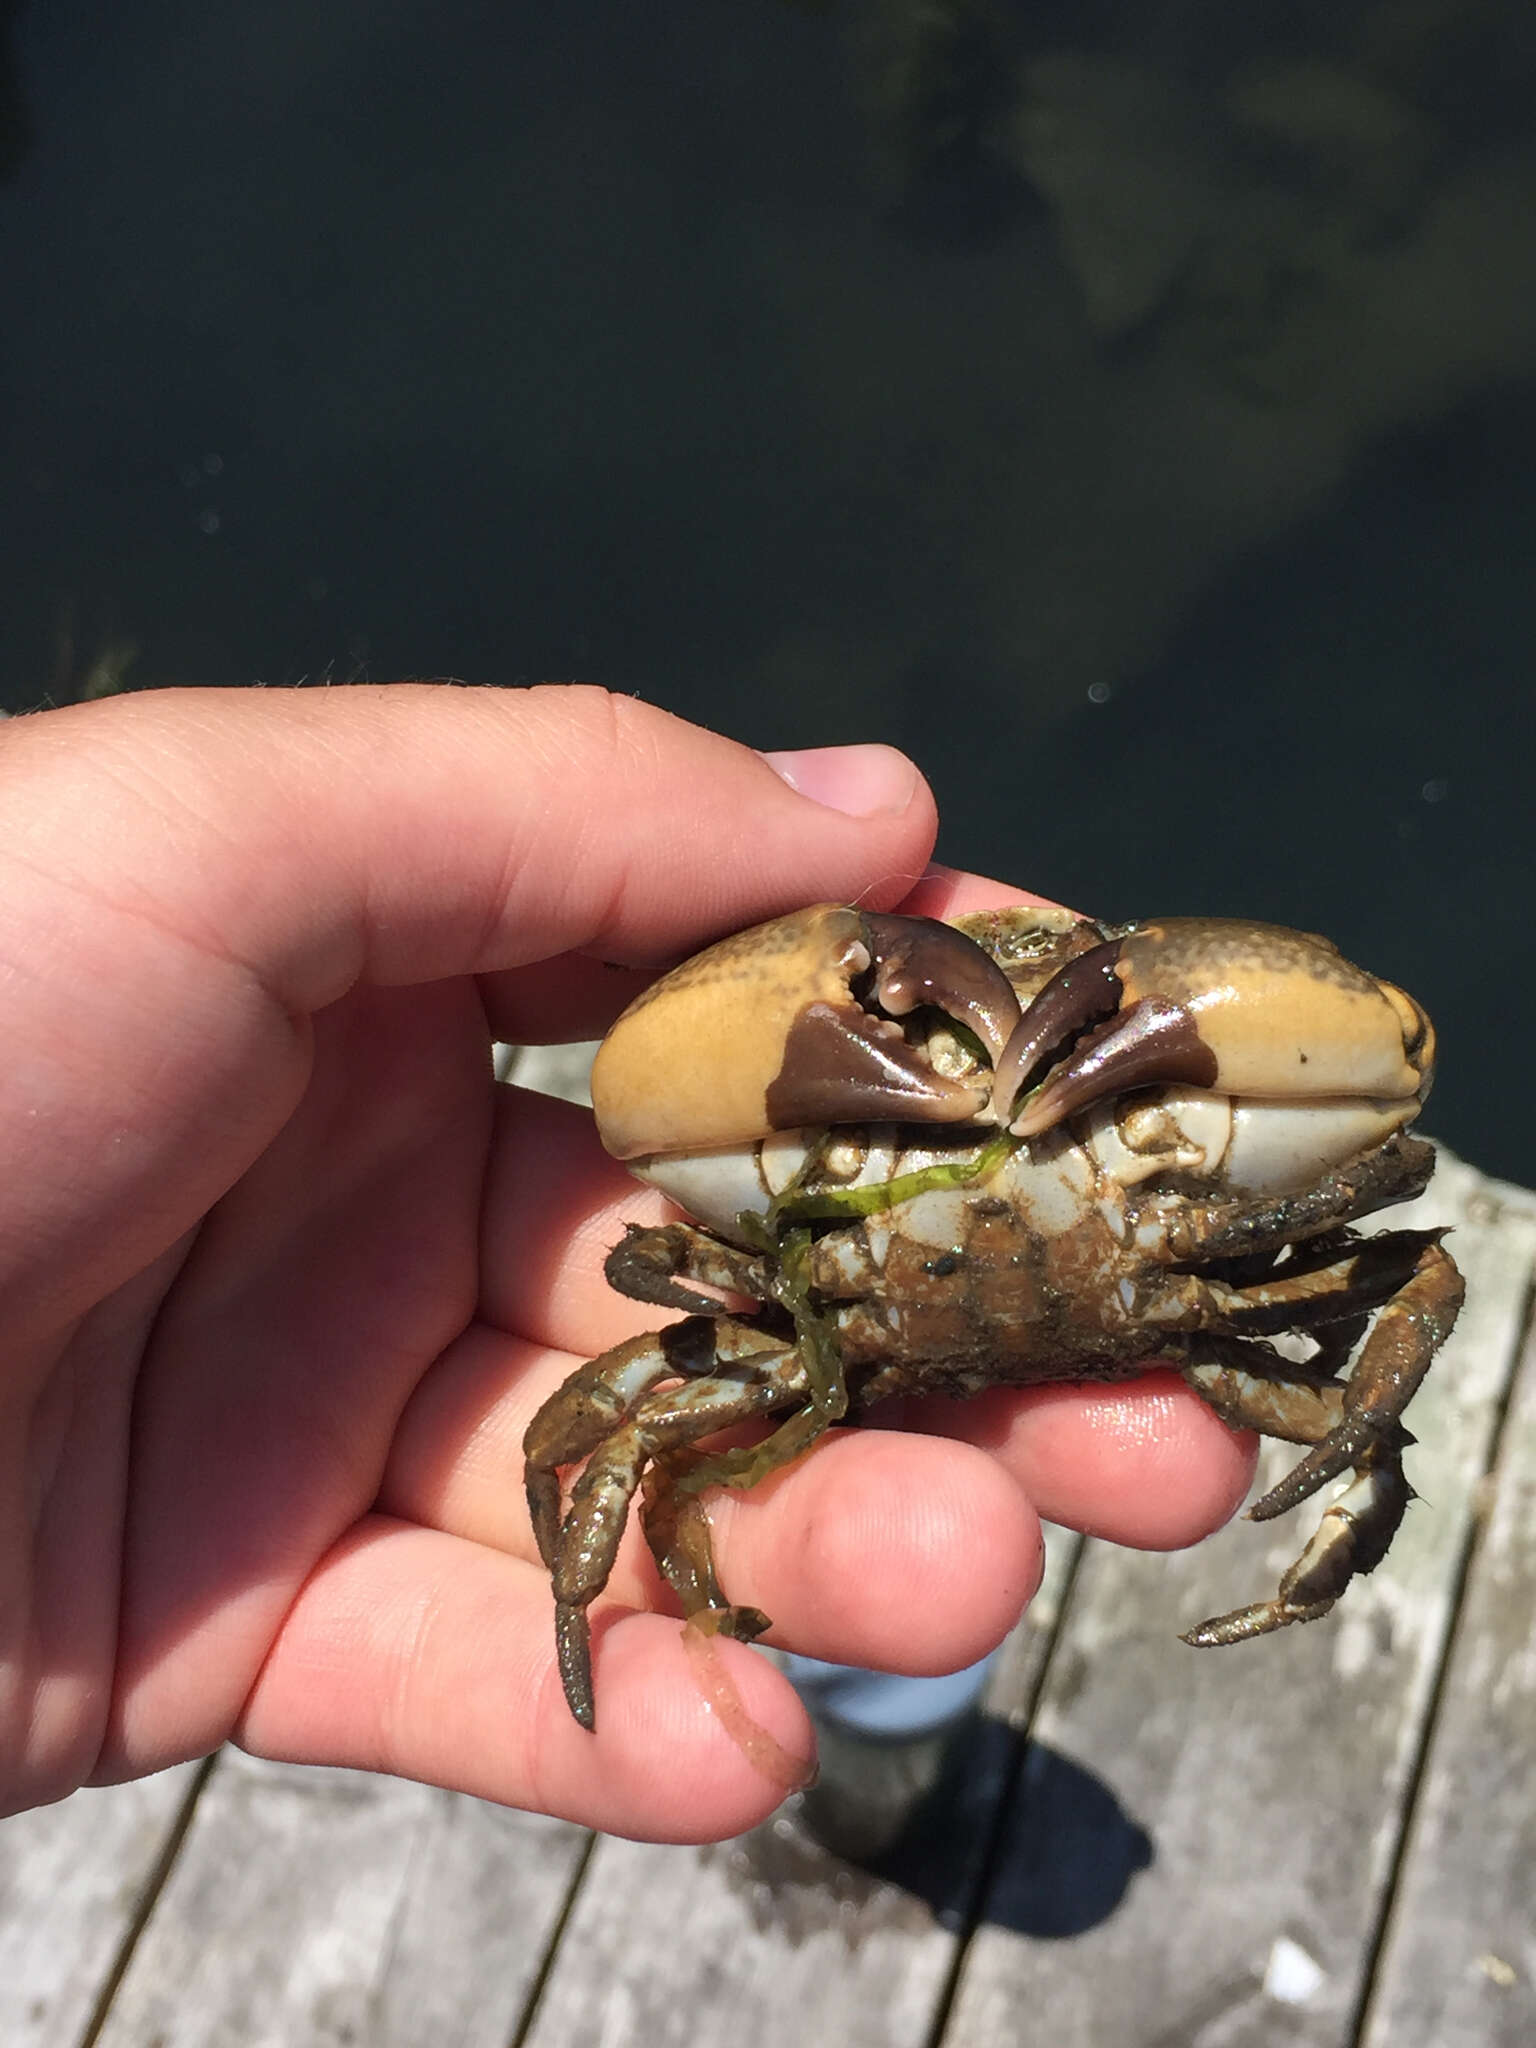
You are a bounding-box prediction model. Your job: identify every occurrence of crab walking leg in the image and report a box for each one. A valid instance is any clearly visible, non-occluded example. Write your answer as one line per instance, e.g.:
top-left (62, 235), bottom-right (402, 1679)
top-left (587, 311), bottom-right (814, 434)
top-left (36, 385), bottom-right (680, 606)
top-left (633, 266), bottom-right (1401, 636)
top-left (527, 1317), bottom-right (724, 1569)
top-left (641, 1462), bottom-right (739, 1626)
top-left (641, 1400), bottom-right (834, 1623)
top-left (604, 1220), bottom-right (776, 1315)
top-left (1179, 1240), bottom-right (1463, 1647)
top-left (1183, 1443), bottom-right (1412, 1646)
top-left (524, 1313), bottom-right (790, 1567)
top-left (1246, 1237), bottom-right (1462, 1517)
top-left (1139, 1229), bottom-right (1439, 1339)
top-left (1150, 1134), bottom-right (1436, 1266)
top-left (1181, 1340), bottom-right (1349, 1446)
top-left (540, 1331), bottom-right (809, 1729)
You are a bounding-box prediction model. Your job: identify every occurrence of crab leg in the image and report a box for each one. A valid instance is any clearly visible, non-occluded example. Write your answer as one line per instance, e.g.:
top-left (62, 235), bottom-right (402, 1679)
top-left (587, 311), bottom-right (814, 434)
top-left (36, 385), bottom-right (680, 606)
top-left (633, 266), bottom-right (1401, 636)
top-left (603, 1220), bottom-right (776, 1315)
top-left (525, 1315), bottom-right (808, 1728)
top-left (639, 1399), bottom-right (832, 1625)
top-left (1181, 1339), bottom-right (1348, 1446)
top-left (525, 1315), bottom-right (733, 1568)
top-left (1150, 1134), bottom-right (1436, 1265)
top-left (1141, 1229), bottom-right (1436, 1338)
top-left (1179, 1239), bottom-right (1463, 1646)
top-left (1246, 1237), bottom-right (1462, 1517)
top-left (1183, 1443), bottom-right (1412, 1646)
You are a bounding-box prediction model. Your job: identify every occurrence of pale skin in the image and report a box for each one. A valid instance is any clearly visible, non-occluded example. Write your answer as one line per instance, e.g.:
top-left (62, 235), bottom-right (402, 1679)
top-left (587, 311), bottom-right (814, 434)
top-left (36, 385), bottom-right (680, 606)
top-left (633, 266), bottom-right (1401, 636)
top-left (0, 683), bottom-right (1254, 1843)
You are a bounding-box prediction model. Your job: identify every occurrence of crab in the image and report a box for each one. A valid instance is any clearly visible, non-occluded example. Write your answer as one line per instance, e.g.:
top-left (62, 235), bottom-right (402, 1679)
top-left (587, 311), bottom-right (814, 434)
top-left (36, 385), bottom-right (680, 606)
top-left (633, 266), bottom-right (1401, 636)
top-left (525, 904), bottom-right (1463, 1729)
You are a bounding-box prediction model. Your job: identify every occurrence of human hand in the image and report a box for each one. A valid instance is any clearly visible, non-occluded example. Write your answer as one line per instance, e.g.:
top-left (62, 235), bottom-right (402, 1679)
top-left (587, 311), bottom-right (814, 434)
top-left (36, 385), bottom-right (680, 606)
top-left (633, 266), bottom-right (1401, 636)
top-left (0, 684), bottom-right (1252, 1842)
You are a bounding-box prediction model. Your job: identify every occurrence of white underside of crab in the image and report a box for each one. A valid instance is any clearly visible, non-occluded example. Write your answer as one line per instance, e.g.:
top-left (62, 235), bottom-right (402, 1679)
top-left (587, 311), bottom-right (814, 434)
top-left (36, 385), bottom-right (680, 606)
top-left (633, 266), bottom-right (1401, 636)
top-left (632, 1088), bottom-right (1421, 1246)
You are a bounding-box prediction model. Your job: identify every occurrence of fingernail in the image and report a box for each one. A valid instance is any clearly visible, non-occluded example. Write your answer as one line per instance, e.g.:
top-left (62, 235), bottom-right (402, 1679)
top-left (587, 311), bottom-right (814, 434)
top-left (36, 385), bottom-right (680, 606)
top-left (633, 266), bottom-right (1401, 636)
top-left (762, 744), bottom-right (919, 817)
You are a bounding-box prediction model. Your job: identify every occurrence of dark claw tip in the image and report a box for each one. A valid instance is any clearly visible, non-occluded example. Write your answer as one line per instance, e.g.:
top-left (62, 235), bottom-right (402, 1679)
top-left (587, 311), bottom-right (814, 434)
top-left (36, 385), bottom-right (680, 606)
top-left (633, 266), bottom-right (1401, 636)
top-left (860, 912), bottom-right (1023, 1062)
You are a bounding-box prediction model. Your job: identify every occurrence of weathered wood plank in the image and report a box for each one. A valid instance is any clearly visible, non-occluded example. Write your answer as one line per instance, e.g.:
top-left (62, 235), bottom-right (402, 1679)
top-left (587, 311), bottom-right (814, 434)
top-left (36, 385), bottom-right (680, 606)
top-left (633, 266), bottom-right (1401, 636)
top-left (91, 1751), bottom-right (588, 2048)
top-left (944, 1152), bottom-right (1536, 2048)
top-left (521, 1817), bottom-right (963, 2048)
top-left (517, 1530), bottom-right (1072, 2047)
top-left (1359, 1205), bottom-right (1536, 2048)
top-left (0, 1763), bottom-right (202, 2047)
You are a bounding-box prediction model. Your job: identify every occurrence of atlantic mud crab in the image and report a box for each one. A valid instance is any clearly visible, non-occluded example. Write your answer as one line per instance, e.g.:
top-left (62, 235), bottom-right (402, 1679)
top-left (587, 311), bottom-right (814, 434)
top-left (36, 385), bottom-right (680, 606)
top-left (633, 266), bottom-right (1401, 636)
top-left (525, 905), bottom-right (1463, 1729)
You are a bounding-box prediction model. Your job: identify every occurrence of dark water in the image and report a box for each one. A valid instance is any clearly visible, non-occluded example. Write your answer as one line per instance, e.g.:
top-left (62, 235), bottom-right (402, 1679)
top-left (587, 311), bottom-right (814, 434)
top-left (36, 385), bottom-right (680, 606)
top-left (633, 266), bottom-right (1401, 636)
top-left (3, 1), bottom-right (1533, 1177)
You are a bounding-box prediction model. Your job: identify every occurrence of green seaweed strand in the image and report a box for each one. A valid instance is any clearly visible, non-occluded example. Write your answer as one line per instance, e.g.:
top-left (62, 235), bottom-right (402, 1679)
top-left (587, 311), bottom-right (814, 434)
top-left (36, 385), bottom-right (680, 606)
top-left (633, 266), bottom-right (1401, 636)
top-left (763, 1126), bottom-right (1020, 1228)
top-left (737, 1125), bottom-right (1022, 1411)
top-left (667, 1401), bottom-right (829, 1500)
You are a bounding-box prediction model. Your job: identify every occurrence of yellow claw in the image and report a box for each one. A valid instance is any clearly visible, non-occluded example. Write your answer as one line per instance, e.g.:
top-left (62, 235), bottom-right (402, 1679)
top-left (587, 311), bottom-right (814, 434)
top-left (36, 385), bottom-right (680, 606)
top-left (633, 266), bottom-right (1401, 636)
top-left (1000, 917), bottom-right (1434, 1138)
top-left (591, 904), bottom-right (1015, 1160)
top-left (1115, 919), bottom-right (1433, 1101)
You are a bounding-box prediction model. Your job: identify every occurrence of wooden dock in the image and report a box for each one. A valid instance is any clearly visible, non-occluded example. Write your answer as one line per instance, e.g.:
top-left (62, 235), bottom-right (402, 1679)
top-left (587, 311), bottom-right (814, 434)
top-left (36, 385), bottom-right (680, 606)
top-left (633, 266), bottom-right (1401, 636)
top-left (3, 1142), bottom-right (1532, 2048)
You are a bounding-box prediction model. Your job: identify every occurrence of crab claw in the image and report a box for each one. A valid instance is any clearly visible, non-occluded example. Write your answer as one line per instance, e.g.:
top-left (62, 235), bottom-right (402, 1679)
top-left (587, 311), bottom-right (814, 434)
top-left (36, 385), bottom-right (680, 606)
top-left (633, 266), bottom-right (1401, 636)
top-left (590, 904), bottom-right (1022, 1161)
top-left (993, 917), bottom-right (1434, 1139)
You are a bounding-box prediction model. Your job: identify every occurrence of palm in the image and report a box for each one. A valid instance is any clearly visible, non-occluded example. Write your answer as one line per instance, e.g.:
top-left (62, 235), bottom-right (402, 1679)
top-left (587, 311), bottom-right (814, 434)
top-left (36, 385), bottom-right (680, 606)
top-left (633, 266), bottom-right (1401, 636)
top-left (57, 979), bottom-right (491, 1785)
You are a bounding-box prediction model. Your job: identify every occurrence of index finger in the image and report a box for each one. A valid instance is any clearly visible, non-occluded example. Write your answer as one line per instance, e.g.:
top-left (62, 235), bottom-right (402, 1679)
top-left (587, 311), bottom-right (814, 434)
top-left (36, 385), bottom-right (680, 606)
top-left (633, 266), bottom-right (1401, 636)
top-left (0, 685), bottom-right (938, 1334)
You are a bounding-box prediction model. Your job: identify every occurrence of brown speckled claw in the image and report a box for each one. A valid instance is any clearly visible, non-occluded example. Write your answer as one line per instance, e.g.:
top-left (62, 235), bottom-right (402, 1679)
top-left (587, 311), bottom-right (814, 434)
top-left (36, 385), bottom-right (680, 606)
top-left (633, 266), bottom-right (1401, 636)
top-left (591, 904), bottom-right (1010, 1159)
top-left (761, 903), bottom-right (1032, 1127)
top-left (993, 916), bottom-right (1437, 1138)
top-left (989, 937), bottom-right (1126, 1124)
top-left (1007, 995), bottom-right (1218, 1137)
top-left (760, 997), bottom-right (989, 1131)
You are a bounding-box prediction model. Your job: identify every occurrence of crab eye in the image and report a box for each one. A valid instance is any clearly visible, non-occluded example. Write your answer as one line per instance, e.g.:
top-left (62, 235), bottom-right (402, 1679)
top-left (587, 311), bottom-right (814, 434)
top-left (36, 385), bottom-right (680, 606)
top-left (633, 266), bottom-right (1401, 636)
top-left (994, 918), bottom-right (1435, 1138)
top-left (590, 904), bottom-right (1022, 1161)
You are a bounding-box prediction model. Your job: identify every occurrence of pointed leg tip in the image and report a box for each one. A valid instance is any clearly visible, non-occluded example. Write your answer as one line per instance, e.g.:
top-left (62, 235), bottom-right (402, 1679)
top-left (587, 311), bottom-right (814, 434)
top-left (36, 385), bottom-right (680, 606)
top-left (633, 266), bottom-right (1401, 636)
top-left (717, 1604), bottom-right (773, 1644)
top-left (1181, 1601), bottom-right (1281, 1646)
top-left (555, 1601), bottom-right (597, 1731)
top-left (1183, 1597), bottom-right (1331, 1648)
top-left (1248, 1442), bottom-right (1355, 1522)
